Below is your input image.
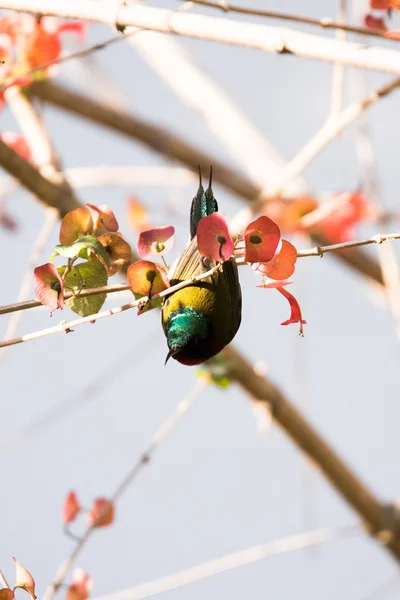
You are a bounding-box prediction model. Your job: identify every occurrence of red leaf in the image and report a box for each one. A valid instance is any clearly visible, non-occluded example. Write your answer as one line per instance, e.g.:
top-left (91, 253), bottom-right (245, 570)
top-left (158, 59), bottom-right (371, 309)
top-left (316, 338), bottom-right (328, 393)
top-left (137, 226), bottom-right (175, 259)
top-left (1, 132), bottom-right (31, 160)
top-left (244, 216), bottom-right (281, 263)
top-left (0, 590), bottom-right (15, 600)
top-left (62, 491), bottom-right (81, 524)
top-left (13, 558), bottom-right (36, 600)
top-left (66, 569), bottom-right (93, 600)
top-left (253, 239), bottom-right (297, 280)
top-left (88, 498), bottom-right (114, 528)
top-left (56, 21), bottom-right (88, 42)
top-left (127, 260), bottom-right (170, 297)
top-left (277, 287), bottom-right (306, 335)
top-left (33, 263), bottom-right (64, 313)
top-left (59, 208), bottom-right (93, 244)
top-left (197, 212), bottom-right (234, 261)
top-left (86, 204), bottom-right (118, 235)
top-left (364, 14), bottom-right (387, 30)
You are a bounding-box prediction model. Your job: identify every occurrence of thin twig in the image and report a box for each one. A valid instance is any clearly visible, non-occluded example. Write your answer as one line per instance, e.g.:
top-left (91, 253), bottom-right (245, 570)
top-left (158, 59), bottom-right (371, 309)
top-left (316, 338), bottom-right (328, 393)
top-left (2, 232), bottom-right (400, 320)
top-left (258, 76), bottom-right (400, 202)
top-left (176, 0), bottom-right (391, 41)
top-left (296, 232), bottom-right (400, 257)
top-left (0, 263), bottom-right (224, 348)
top-left (92, 524), bottom-right (359, 600)
top-left (0, 570), bottom-right (10, 589)
top-left (0, 210), bottom-right (57, 364)
top-left (42, 379), bottom-right (207, 600)
top-left (4, 1), bottom-right (400, 75)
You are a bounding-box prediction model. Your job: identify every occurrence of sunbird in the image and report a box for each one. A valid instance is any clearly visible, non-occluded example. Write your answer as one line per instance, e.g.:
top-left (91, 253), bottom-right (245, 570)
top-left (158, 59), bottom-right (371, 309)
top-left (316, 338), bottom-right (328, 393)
top-left (162, 167), bottom-right (242, 366)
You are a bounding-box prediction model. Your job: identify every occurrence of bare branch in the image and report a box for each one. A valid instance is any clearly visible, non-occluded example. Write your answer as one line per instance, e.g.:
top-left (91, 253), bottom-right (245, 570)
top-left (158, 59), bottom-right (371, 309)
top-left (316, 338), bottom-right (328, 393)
top-left (176, 0), bottom-right (389, 41)
top-left (42, 379), bottom-right (207, 600)
top-left (222, 344), bottom-right (400, 560)
top-left (0, 138), bottom-right (80, 217)
top-left (2, 232), bottom-right (400, 319)
top-left (3, 1), bottom-right (400, 74)
top-left (92, 525), bottom-right (358, 600)
top-left (0, 263), bottom-right (224, 348)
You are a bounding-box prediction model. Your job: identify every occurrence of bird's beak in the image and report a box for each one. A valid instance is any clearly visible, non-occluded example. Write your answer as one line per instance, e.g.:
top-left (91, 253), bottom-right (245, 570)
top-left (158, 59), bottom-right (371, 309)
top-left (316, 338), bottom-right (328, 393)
top-left (165, 347), bottom-right (180, 365)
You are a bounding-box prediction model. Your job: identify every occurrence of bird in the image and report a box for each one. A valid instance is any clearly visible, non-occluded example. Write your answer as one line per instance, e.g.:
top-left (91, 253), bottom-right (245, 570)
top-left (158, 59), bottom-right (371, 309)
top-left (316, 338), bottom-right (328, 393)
top-left (162, 167), bottom-right (242, 366)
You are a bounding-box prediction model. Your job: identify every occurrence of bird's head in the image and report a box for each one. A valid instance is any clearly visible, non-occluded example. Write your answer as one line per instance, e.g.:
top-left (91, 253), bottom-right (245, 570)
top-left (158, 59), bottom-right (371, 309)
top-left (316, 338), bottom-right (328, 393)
top-left (165, 307), bottom-right (211, 366)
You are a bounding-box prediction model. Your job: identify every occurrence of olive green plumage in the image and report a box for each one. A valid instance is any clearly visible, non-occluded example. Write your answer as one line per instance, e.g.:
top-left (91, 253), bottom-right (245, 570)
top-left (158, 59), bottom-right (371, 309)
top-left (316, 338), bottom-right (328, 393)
top-left (162, 168), bottom-right (242, 366)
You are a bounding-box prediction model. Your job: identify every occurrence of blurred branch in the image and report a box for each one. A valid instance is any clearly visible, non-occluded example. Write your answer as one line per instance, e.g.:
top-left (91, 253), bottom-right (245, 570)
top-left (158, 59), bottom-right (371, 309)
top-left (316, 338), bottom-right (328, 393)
top-left (29, 81), bottom-right (260, 202)
top-left (4, 1), bottom-right (400, 74)
top-left (0, 138), bottom-right (80, 216)
top-left (0, 570), bottom-right (10, 589)
top-left (2, 232), bottom-right (399, 319)
top-left (42, 379), bottom-right (207, 600)
top-left (176, 0), bottom-right (389, 41)
top-left (261, 76), bottom-right (400, 200)
top-left (0, 210), bottom-right (56, 364)
top-left (222, 344), bottom-right (400, 560)
top-left (4, 86), bottom-right (79, 198)
top-left (29, 81), bottom-right (387, 286)
top-left (0, 166), bottom-right (197, 200)
top-left (93, 525), bottom-right (358, 600)
top-left (130, 32), bottom-right (305, 196)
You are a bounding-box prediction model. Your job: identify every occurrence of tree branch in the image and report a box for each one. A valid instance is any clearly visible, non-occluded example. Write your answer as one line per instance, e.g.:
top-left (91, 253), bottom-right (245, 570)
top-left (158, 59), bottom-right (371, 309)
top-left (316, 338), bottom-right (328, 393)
top-left (92, 525), bottom-right (358, 600)
top-left (0, 138), bottom-right (80, 217)
top-left (176, 0), bottom-right (389, 41)
top-left (42, 379), bottom-right (207, 600)
top-left (222, 344), bottom-right (400, 560)
top-left (3, 1), bottom-right (400, 74)
top-left (28, 81), bottom-right (387, 286)
top-left (1, 232), bottom-right (398, 318)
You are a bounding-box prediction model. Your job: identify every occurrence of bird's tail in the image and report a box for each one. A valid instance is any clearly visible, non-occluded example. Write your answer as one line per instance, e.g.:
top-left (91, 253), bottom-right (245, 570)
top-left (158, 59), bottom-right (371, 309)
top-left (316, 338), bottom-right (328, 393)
top-left (190, 166), bottom-right (218, 239)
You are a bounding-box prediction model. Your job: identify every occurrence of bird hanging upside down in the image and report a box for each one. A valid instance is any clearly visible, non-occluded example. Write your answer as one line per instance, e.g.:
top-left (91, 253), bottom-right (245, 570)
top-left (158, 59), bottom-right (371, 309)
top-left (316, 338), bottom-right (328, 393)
top-left (162, 167), bottom-right (242, 366)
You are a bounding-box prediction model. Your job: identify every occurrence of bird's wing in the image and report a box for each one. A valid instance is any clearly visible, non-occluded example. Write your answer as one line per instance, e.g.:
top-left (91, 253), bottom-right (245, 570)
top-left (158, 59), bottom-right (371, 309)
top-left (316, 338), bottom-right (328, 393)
top-left (169, 236), bottom-right (212, 284)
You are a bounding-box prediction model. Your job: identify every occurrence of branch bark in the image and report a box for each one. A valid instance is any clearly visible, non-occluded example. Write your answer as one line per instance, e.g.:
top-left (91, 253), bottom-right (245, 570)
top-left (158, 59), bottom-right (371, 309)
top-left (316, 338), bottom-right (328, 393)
top-left (3, 1), bottom-right (400, 75)
top-left (29, 80), bottom-right (385, 287)
top-left (222, 345), bottom-right (400, 560)
top-left (0, 138), bottom-right (80, 216)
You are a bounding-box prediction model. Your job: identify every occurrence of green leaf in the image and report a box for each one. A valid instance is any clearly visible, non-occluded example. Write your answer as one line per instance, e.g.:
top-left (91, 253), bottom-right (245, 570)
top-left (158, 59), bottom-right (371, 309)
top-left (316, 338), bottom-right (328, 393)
top-left (53, 235), bottom-right (110, 267)
top-left (196, 354), bottom-right (232, 389)
top-left (59, 261), bottom-right (108, 317)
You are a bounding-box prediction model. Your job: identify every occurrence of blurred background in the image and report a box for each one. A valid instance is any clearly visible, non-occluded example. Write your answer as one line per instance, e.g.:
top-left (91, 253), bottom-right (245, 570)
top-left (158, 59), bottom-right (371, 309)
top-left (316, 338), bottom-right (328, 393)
top-left (1, 0), bottom-right (400, 598)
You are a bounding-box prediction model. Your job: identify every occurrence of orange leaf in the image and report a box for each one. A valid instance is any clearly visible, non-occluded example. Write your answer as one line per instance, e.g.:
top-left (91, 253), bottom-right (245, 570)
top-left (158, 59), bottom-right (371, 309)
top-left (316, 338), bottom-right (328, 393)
top-left (127, 260), bottom-right (170, 297)
top-left (97, 233), bottom-right (132, 276)
top-left (59, 208), bottom-right (93, 244)
top-left (88, 498), bottom-right (114, 528)
top-left (0, 590), bottom-right (14, 600)
top-left (127, 196), bottom-right (150, 233)
top-left (13, 558), bottom-right (36, 600)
